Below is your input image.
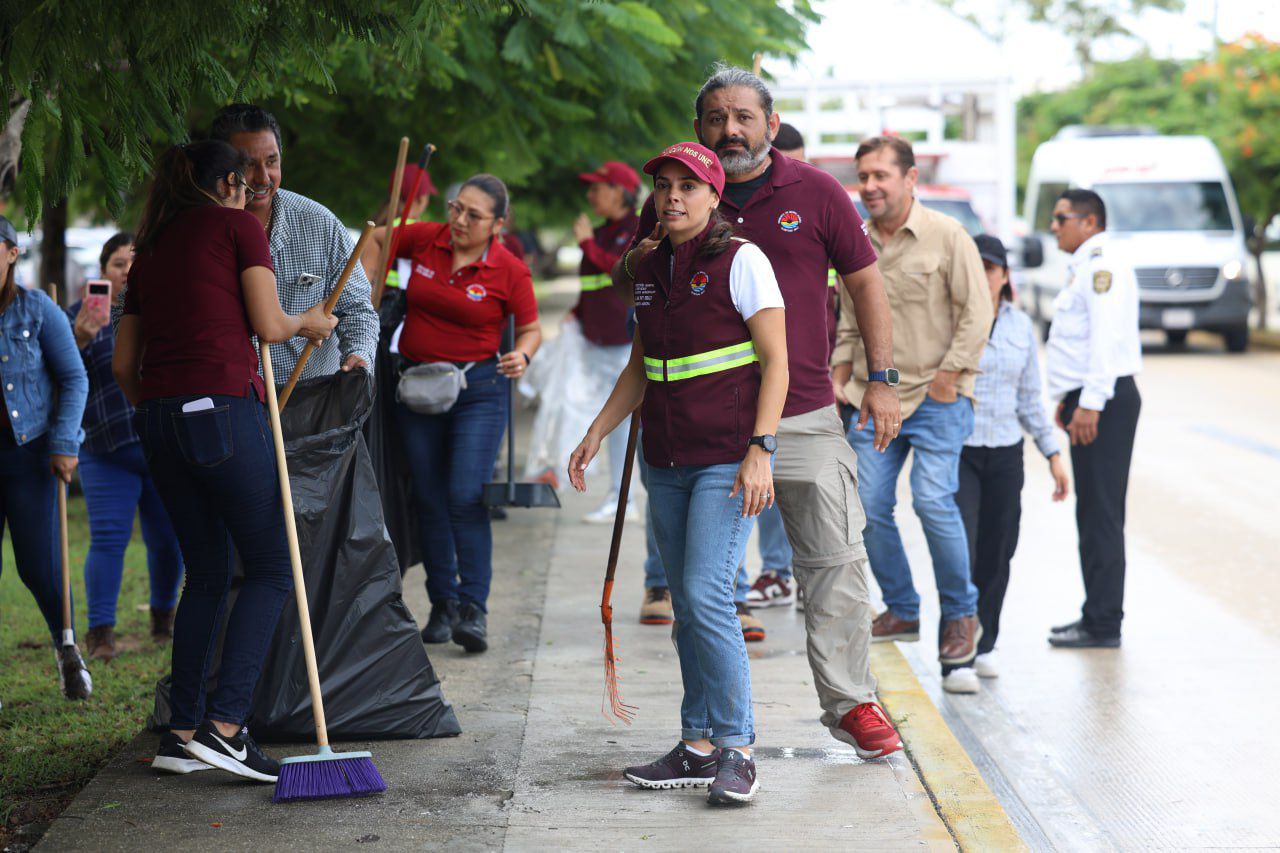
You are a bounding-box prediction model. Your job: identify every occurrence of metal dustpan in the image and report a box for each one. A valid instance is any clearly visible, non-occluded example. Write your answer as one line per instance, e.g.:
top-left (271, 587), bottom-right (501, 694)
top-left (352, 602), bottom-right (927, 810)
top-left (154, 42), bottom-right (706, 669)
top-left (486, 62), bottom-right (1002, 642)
top-left (483, 316), bottom-right (561, 509)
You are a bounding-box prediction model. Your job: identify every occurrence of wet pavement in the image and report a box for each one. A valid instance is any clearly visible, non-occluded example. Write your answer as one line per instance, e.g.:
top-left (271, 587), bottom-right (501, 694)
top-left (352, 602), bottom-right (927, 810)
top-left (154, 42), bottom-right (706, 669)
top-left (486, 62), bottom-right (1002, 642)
top-left (879, 337), bottom-right (1280, 849)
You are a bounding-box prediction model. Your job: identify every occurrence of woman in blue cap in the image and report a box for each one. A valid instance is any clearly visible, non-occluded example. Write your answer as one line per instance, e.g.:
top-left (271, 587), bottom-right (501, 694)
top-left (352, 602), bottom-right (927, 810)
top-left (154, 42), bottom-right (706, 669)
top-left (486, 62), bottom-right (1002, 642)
top-left (0, 213), bottom-right (92, 699)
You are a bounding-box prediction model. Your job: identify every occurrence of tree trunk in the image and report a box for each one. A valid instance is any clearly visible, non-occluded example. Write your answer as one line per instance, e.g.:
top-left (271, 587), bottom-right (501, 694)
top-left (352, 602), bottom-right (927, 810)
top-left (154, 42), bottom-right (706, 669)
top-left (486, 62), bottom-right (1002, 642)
top-left (40, 200), bottom-right (67, 306)
top-left (0, 99), bottom-right (31, 199)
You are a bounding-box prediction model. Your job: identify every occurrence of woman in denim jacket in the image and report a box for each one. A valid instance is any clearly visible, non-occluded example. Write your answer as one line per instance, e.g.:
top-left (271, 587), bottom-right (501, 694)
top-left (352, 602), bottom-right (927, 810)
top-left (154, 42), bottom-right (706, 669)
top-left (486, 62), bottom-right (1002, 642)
top-left (0, 214), bottom-right (92, 698)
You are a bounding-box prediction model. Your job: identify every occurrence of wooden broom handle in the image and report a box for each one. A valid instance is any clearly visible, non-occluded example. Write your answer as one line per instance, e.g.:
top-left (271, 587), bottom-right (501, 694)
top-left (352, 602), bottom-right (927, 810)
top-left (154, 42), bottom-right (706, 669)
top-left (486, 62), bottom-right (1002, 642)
top-left (603, 412), bottom-right (642, 586)
top-left (58, 480), bottom-right (73, 642)
top-left (371, 137), bottom-right (410, 308)
top-left (261, 344), bottom-right (329, 747)
top-left (276, 221), bottom-right (376, 410)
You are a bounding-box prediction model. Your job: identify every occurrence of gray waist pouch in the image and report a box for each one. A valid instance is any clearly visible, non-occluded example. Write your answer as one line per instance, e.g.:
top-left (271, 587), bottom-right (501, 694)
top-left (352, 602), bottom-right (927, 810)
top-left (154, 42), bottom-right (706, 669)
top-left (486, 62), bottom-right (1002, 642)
top-left (396, 361), bottom-right (474, 414)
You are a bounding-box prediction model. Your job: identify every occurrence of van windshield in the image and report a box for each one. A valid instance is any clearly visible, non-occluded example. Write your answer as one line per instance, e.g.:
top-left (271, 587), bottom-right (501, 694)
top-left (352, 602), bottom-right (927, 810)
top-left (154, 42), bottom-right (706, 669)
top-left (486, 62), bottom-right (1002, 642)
top-left (1094, 182), bottom-right (1235, 232)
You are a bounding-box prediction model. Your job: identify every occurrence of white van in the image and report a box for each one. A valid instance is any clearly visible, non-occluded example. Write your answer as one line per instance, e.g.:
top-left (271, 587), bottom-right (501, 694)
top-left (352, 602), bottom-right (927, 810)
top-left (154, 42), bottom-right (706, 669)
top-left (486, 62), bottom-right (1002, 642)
top-left (1018, 128), bottom-right (1253, 352)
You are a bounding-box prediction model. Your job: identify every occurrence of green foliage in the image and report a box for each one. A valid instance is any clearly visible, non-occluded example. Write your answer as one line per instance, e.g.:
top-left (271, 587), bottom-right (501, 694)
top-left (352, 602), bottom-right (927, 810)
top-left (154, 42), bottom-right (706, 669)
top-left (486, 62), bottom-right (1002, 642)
top-left (1, 497), bottom-right (168, 831)
top-left (2, 1), bottom-right (815, 231)
top-left (1017, 36), bottom-right (1280, 228)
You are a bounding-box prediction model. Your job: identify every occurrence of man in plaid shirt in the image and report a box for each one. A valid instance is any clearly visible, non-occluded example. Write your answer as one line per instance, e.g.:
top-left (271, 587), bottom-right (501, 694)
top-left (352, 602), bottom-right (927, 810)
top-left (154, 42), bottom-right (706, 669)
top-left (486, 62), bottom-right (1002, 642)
top-left (212, 104), bottom-right (377, 380)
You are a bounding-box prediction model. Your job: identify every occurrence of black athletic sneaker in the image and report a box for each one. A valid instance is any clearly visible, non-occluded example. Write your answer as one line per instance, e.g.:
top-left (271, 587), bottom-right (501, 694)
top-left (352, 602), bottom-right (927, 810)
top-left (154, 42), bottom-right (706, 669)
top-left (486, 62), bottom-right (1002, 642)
top-left (452, 602), bottom-right (488, 653)
top-left (183, 721), bottom-right (280, 783)
top-left (707, 748), bottom-right (759, 805)
top-left (153, 732), bottom-right (213, 775)
top-left (624, 743), bottom-right (720, 789)
top-left (422, 599), bottom-right (461, 644)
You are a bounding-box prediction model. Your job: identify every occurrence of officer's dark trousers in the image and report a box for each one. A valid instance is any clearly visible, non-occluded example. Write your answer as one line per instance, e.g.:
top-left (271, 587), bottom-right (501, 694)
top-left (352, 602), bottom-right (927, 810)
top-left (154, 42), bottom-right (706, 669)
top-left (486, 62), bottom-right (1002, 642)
top-left (956, 441), bottom-right (1025, 658)
top-left (1061, 376), bottom-right (1140, 638)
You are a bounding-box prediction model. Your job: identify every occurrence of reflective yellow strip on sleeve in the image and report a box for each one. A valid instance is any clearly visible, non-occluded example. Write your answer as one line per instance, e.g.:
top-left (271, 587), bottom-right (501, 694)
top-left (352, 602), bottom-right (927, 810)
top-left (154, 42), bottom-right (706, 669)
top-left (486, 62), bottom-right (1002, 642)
top-left (580, 274), bottom-right (612, 292)
top-left (827, 268), bottom-right (838, 288)
top-left (647, 340), bottom-right (758, 382)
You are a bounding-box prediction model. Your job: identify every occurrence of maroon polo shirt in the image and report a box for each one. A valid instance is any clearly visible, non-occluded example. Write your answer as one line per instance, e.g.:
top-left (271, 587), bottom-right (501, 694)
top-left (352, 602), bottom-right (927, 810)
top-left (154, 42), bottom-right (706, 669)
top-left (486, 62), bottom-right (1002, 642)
top-left (395, 221), bottom-right (538, 364)
top-left (124, 205), bottom-right (273, 401)
top-left (634, 148), bottom-right (876, 418)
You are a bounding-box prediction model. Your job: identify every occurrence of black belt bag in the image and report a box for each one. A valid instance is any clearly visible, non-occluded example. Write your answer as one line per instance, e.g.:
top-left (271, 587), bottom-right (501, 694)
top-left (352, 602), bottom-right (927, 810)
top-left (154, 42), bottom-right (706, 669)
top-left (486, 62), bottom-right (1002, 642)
top-left (397, 361), bottom-right (476, 414)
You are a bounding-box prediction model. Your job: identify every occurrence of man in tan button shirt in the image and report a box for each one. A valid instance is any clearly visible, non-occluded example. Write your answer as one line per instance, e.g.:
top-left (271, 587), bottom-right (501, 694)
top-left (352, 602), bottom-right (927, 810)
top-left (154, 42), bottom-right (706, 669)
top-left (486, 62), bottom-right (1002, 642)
top-left (832, 136), bottom-right (992, 676)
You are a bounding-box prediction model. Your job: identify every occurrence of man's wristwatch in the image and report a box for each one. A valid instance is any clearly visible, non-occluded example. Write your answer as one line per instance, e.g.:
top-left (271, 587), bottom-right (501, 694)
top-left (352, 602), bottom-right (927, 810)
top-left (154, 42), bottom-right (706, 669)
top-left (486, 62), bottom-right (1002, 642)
top-left (748, 435), bottom-right (778, 454)
top-left (868, 368), bottom-right (901, 387)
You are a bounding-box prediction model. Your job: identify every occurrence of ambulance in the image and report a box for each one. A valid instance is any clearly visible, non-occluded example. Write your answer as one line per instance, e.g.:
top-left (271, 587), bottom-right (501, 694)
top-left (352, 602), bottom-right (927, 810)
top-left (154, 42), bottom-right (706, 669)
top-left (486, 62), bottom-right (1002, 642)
top-left (1018, 128), bottom-right (1253, 351)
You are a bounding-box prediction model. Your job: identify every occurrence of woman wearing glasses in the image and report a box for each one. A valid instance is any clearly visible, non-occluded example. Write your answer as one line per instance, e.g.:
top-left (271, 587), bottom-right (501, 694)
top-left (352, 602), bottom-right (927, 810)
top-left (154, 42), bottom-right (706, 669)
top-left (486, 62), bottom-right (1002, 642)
top-left (361, 174), bottom-right (541, 654)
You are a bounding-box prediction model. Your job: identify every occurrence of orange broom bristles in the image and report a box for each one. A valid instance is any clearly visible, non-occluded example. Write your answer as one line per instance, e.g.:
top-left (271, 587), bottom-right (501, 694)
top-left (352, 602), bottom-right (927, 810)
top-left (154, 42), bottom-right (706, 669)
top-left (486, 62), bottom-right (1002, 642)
top-left (601, 580), bottom-right (636, 725)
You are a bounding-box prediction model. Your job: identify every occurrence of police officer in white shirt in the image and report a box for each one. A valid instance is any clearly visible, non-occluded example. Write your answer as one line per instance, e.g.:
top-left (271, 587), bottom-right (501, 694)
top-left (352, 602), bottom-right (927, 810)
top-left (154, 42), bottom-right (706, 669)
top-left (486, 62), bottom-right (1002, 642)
top-left (1044, 188), bottom-right (1142, 649)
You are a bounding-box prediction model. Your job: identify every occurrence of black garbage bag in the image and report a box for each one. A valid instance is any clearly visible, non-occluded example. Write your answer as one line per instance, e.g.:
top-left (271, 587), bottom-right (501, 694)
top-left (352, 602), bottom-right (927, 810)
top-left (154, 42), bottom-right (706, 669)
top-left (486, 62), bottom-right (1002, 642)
top-left (150, 369), bottom-right (460, 741)
top-left (363, 288), bottom-right (421, 574)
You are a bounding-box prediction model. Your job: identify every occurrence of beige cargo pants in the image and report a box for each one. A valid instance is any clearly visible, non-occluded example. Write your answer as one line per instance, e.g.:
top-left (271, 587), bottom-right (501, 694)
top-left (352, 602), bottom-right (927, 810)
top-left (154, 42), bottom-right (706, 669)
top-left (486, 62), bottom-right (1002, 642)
top-left (772, 405), bottom-right (878, 730)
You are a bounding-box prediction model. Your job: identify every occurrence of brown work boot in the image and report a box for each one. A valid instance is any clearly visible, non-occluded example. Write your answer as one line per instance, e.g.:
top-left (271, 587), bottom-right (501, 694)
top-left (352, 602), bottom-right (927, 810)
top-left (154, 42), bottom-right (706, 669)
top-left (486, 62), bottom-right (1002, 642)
top-left (640, 587), bottom-right (674, 625)
top-left (736, 602), bottom-right (765, 642)
top-left (86, 626), bottom-right (116, 662)
top-left (871, 611), bottom-right (920, 643)
top-left (939, 615), bottom-right (983, 665)
top-left (151, 607), bottom-right (176, 643)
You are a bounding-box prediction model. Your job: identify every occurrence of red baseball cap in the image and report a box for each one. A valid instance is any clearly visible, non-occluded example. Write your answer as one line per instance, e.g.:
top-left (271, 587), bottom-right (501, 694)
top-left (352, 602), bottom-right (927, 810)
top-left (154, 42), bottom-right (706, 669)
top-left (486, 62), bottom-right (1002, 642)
top-left (392, 163), bottom-right (438, 202)
top-left (577, 161), bottom-right (640, 192)
top-left (642, 142), bottom-right (725, 197)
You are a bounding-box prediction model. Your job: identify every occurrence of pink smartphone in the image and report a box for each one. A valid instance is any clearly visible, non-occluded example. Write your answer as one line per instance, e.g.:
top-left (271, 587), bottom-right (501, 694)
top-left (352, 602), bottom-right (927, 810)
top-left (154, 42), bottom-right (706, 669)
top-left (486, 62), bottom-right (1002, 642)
top-left (84, 280), bottom-right (111, 326)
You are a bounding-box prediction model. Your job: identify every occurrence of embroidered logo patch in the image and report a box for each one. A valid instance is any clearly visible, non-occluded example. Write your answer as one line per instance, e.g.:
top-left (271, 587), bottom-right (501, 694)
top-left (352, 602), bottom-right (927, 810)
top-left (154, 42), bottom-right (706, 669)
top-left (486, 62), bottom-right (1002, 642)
top-left (466, 284), bottom-right (487, 302)
top-left (1092, 271), bottom-right (1112, 294)
top-left (690, 271), bottom-right (709, 295)
top-left (778, 210), bottom-right (802, 232)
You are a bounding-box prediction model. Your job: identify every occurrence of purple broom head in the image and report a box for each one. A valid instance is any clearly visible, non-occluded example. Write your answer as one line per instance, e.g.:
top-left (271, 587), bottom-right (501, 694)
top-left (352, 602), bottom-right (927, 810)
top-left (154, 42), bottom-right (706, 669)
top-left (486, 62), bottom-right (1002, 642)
top-left (273, 747), bottom-right (387, 804)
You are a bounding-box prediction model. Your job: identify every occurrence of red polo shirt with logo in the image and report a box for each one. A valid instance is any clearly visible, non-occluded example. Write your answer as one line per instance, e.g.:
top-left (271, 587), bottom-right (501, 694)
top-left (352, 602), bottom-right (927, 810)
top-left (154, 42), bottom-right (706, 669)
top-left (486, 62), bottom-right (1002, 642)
top-left (395, 221), bottom-right (538, 363)
top-left (633, 148), bottom-right (876, 418)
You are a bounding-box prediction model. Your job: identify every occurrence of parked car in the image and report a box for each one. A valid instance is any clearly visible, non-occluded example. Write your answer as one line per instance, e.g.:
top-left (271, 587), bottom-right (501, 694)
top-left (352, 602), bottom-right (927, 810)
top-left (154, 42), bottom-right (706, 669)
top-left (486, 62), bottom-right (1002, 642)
top-left (1017, 127), bottom-right (1252, 352)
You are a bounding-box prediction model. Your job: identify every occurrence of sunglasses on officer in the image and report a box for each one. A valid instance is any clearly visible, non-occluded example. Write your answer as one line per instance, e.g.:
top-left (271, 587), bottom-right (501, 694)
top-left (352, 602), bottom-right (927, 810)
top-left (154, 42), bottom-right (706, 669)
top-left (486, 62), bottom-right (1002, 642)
top-left (1051, 212), bottom-right (1082, 226)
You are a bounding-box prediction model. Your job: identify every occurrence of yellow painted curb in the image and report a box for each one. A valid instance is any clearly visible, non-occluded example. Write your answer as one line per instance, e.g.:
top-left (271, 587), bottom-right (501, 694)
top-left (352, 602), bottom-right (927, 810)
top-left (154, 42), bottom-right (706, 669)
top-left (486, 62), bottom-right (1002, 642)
top-left (872, 643), bottom-right (1026, 852)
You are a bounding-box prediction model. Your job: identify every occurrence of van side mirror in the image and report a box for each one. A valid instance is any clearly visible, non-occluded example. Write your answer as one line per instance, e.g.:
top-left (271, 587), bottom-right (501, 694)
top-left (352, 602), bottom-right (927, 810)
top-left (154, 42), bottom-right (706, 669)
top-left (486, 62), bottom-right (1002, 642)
top-left (1022, 235), bottom-right (1045, 269)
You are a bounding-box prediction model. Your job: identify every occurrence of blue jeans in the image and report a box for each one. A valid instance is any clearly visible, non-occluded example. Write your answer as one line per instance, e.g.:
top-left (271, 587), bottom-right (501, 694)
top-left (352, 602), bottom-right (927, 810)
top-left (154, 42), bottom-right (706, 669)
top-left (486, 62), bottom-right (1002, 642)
top-left (397, 360), bottom-right (508, 611)
top-left (0, 434), bottom-right (72, 644)
top-left (637, 448), bottom-right (749, 603)
top-left (133, 394), bottom-right (293, 729)
top-left (79, 442), bottom-right (184, 628)
top-left (847, 396), bottom-right (977, 623)
top-left (756, 502), bottom-right (793, 579)
top-left (647, 463), bottom-right (755, 748)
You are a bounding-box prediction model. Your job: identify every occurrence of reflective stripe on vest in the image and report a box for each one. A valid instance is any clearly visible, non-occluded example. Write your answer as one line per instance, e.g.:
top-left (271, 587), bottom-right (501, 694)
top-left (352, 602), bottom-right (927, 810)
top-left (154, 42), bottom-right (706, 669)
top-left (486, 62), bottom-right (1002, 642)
top-left (580, 273), bottom-right (612, 292)
top-left (643, 340), bottom-right (757, 382)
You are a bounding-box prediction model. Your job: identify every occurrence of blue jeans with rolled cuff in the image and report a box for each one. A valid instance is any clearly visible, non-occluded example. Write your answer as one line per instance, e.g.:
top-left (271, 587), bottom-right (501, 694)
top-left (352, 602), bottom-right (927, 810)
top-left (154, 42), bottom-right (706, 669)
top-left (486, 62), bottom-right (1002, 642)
top-left (646, 462), bottom-right (756, 749)
top-left (0, 434), bottom-right (73, 644)
top-left (397, 359), bottom-right (508, 612)
top-left (133, 393), bottom-right (293, 729)
top-left (79, 441), bottom-right (184, 628)
top-left (847, 396), bottom-right (978, 623)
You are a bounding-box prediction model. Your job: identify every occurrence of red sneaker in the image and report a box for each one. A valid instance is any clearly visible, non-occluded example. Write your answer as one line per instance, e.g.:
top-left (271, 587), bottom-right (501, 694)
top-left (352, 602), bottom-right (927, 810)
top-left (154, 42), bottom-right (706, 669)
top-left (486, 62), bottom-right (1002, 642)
top-left (832, 702), bottom-right (903, 759)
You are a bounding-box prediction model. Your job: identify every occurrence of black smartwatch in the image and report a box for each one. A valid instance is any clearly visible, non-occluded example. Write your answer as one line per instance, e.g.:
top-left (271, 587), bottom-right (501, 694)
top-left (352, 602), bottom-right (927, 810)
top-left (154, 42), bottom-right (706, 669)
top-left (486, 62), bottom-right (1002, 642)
top-left (868, 368), bottom-right (901, 387)
top-left (748, 435), bottom-right (777, 454)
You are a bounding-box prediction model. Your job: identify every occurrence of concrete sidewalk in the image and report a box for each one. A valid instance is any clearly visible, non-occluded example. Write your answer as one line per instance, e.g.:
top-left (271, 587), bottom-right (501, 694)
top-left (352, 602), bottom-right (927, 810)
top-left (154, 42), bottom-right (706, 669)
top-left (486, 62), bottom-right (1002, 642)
top-left (37, 282), bottom-right (1014, 850)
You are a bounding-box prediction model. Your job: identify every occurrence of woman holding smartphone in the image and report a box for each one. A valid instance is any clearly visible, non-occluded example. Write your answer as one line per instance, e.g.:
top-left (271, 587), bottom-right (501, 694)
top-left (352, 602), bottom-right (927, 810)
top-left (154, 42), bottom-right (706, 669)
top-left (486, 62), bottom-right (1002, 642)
top-left (569, 142), bottom-right (787, 805)
top-left (68, 233), bottom-right (184, 661)
top-left (114, 140), bottom-right (336, 781)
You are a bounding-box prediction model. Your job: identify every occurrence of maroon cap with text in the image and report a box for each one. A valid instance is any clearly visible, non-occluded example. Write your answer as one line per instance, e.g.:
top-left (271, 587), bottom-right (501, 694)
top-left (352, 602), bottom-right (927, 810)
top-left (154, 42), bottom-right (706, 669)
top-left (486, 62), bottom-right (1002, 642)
top-left (577, 161), bottom-right (640, 192)
top-left (642, 142), bottom-right (726, 197)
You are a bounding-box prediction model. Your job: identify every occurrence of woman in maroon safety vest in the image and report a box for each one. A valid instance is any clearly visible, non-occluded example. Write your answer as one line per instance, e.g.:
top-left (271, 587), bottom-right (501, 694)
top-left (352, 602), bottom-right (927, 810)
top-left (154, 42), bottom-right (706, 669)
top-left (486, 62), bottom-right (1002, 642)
top-left (569, 142), bottom-right (788, 805)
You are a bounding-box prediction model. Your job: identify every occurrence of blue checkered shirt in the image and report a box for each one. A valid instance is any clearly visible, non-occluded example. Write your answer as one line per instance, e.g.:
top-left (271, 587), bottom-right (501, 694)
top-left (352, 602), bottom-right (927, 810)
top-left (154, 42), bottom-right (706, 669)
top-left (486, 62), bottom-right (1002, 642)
top-left (966, 302), bottom-right (1060, 458)
top-left (66, 302), bottom-right (137, 455)
top-left (261, 190), bottom-right (378, 380)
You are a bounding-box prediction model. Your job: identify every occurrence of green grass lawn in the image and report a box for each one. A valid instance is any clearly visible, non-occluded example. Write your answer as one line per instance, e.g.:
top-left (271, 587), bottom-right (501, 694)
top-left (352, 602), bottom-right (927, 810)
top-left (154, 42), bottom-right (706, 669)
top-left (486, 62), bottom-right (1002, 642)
top-left (1, 493), bottom-right (169, 842)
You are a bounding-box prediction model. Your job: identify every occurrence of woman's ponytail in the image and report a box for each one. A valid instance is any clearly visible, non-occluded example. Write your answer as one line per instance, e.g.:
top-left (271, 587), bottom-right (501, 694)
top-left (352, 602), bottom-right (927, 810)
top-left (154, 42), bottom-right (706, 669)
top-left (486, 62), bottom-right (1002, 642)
top-left (135, 141), bottom-right (249, 252)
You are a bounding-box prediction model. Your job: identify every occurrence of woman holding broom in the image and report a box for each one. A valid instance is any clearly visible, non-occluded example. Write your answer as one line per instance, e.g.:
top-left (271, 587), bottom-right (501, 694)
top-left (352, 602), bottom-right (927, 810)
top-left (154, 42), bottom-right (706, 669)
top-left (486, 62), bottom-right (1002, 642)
top-left (568, 142), bottom-right (787, 805)
top-left (113, 140), bottom-right (336, 781)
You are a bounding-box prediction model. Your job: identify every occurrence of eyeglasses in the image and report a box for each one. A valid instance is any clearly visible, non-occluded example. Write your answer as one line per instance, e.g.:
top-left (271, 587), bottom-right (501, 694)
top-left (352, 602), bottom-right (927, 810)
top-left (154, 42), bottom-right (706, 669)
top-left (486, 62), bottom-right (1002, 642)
top-left (447, 200), bottom-right (495, 225)
top-left (1051, 213), bottom-right (1081, 226)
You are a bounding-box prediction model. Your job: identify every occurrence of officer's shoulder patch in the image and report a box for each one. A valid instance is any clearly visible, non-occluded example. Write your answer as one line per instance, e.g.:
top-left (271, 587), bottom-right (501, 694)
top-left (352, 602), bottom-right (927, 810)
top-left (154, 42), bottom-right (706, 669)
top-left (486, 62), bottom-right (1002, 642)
top-left (1093, 270), bottom-right (1113, 294)
top-left (1090, 246), bottom-right (1104, 259)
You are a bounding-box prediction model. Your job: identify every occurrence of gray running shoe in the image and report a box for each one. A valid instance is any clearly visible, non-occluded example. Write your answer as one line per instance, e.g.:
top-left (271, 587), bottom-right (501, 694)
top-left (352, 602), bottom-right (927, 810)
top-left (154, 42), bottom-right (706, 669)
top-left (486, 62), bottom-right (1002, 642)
top-left (708, 748), bottom-right (758, 804)
top-left (624, 744), bottom-right (719, 790)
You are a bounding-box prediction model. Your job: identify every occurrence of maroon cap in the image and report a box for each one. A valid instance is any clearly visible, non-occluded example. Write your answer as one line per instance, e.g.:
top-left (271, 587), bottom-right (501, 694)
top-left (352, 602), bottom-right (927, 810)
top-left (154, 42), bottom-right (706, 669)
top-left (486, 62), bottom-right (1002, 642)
top-left (392, 163), bottom-right (438, 202)
top-left (577, 160), bottom-right (640, 192)
top-left (642, 142), bottom-right (725, 197)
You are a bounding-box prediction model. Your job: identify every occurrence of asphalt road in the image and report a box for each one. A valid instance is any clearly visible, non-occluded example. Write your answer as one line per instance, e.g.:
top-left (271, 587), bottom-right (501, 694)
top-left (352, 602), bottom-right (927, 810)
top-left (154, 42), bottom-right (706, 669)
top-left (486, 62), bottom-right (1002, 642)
top-left (857, 334), bottom-right (1280, 849)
